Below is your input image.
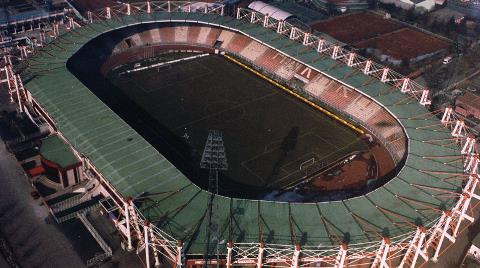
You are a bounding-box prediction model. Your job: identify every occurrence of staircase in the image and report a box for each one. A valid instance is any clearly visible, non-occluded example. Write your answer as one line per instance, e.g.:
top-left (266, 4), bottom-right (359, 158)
top-left (53, 196), bottom-right (101, 223)
top-left (50, 194), bottom-right (83, 213)
top-left (78, 213), bottom-right (112, 267)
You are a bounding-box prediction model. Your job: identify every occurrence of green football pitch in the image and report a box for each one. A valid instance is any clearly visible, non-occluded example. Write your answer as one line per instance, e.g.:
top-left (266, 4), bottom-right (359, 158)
top-left (108, 54), bottom-right (367, 192)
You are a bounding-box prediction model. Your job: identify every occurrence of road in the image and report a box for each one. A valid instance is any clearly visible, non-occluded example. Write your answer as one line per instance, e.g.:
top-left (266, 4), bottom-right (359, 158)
top-left (0, 136), bottom-right (85, 267)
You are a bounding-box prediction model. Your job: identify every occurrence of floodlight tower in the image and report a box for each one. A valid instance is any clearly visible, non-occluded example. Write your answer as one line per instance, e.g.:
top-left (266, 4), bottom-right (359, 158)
top-left (200, 130), bottom-right (228, 268)
top-left (200, 130), bottom-right (228, 194)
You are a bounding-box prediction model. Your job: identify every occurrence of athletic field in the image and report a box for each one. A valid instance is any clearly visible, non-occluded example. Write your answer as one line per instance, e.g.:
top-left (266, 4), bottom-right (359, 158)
top-left (108, 54), bottom-right (367, 193)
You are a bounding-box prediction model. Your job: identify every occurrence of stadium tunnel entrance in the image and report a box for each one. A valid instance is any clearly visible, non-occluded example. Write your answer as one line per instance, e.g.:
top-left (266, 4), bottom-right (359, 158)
top-left (67, 22), bottom-right (402, 202)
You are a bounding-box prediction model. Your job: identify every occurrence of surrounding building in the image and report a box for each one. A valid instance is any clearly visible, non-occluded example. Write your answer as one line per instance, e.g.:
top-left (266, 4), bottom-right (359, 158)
top-left (379, 0), bottom-right (437, 12)
top-left (456, 91), bottom-right (480, 119)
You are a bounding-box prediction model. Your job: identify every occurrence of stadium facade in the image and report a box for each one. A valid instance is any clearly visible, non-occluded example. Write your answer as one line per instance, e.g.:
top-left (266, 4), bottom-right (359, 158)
top-left (4, 1), bottom-right (479, 267)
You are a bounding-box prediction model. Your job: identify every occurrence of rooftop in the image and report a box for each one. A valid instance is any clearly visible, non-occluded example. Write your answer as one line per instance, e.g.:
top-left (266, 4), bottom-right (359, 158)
top-left (22, 10), bottom-right (462, 254)
top-left (40, 134), bottom-right (79, 168)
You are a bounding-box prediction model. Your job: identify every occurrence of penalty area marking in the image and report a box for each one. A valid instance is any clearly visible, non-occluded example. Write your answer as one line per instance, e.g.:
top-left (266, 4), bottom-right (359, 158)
top-left (223, 54), bottom-right (365, 135)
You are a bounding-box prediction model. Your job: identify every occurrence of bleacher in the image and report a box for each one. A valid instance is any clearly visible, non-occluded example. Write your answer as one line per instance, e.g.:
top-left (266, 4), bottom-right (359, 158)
top-left (218, 30), bottom-right (236, 50)
top-left (225, 35), bottom-right (252, 54)
top-left (304, 75), bottom-right (332, 96)
top-left (129, 33), bottom-right (143, 47)
top-left (160, 27), bottom-right (175, 43)
top-left (187, 26), bottom-right (202, 44)
top-left (100, 24), bottom-right (408, 164)
top-left (239, 41), bottom-right (269, 62)
top-left (174, 26), bottom-right (189, 43)
top-left (139, 30), bottom-right (154, 46)
top-left (254, 49), bottom-right (284, 73)
top-left (317, 83), bottom-right (357, 110)
top-left (345, 96), bottom-right (380, 122)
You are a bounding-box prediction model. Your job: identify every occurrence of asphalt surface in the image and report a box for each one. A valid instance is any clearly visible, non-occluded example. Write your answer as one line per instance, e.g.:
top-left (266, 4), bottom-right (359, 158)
top-left (0, 137), bottom-right (85, 267)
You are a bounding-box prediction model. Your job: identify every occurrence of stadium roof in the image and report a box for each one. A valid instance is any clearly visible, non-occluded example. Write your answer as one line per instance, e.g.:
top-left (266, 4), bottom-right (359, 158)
top-left (40, 134), bottom-right (79, 168)
top-left (248, 1), bottom-right (293, 21)
top-left (22, 11), bottom-right (463, 254)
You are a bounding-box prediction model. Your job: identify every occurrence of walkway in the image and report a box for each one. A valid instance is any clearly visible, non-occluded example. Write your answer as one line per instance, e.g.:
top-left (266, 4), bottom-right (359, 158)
top-left (0, 134), bottom-right (85, 267)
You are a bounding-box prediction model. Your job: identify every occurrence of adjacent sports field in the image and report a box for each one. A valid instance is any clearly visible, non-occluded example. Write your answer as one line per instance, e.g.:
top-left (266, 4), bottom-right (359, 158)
top-left (311, 12), bottom-right (403, 44)
top-left (311, 12), bottom-right (450, 60)
top-left (107, 54), bottom-right (367, 193)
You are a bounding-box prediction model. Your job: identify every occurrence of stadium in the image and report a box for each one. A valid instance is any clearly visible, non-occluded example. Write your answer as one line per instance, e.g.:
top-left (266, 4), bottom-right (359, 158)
top-left (11, 1), bottom-right (480, 267)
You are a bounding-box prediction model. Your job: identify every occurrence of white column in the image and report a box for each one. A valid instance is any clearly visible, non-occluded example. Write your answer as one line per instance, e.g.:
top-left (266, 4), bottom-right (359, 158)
top-left (226, 241), bottom-right (233, 268)
top-left (303, 33), bottom-right (310, 45)
top-left (420, 90), bottom-right (431, 106)
top-left (87, 11), bottom-right (93, 23)
top-left (401, 78), bottom-right (410, 93)
top-left (145, 222), bottom-right (151, 268)
top-left (381, 68), bottom-right (389, 83)
top-left (263, 15), bottom-right (269, 27)
top-left (331, 46), bottom-right (339, 59)
top-left (461, 136), bottom-right (476, 155)
top-left (126, 3), bottom-right (131, 15)
top-left (289, 27), bottom-right (297, 40)
top-left (292, 244), bottom-right (300, 268)
top-left (452, 120), bottom-right (465, 137)
top-left (106, 7), bottom-right (111, 19)
top-left (441, 107), bottom-right (453, 125)
top-left (257, 242), bottom-right (264, 268)
top-left (347, 52), bottom-right (355, 67)
top-left (316, 39), bottom-right (325, 52)
top-left (363, 60), bottom-right (372, 74)
top-left (177, 240), bottom-right (183, 267)
top-left (335, 244), bottom-right (347, 268)
top-left (431, 212), bottom-right (455, 262)
top-left (124, 200), bottom-right (133, 251)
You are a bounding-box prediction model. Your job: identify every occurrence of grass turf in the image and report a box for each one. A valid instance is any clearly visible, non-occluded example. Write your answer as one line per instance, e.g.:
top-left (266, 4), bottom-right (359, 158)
top-left (108, 54), bottom-right (367, 191)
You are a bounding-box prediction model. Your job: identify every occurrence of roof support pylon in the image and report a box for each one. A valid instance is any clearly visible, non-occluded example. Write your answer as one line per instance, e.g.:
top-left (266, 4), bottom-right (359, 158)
top-left (451, 120), bottom-right (465, 138)
top-left (144, 222), bottom-right (151, 268)
top-left (465, 154), bottom-right (479, 175)
top-left (289, 27), bottom-right (297, 40)
top-left (334, 244), bottom-right (347, 268)
top-left (347, 52), bottom-right (355, 67)
top-left (177, 240), bottom-right (183, 267)
top-left (317, 39), bottom-right (325, 52)
top-left (226, 241), bottom-right (233, 268)
top-left (381, 68), bottom-right (389, 82)
top-left (302, 33), bottom-right (310, 45)
top-left (149, 227), bottom-right (160, 267)
top-left (452, 175), bottom-right (478, 237)
top-left (123, 200), bottom-right (133, 251)
top-left (332, 45), bottom-right (340, 59)
top-left (424, 211), bottom-right (455, 263)
top-left (126, 3), bottom-right (131, 15)
top-left (399, 227), bottom-right (428, 268)
top-left (462, 136), bottom-right (476, 155)
top-left (292, 244), bottom-right (300, 268)
top-left (441, 107), bottom-right (453, 125)
top-left (127, 198), bottom-right (144, 246)
top-left (277, 20), bottom-right (285, 34)
top-left (257, 242), bottom-right (264, 268)
top-left (87, 11), bottom-right (93, 23)
top-left (401, 78), bottom-right (410, 93)
top-left (371, 238), bottom-right (390, 268)
top-left (106, 7), bottom-right (111, 19)
top-left (363, 60), bottom-right (372, 74)
top-left (263, 15), bottom-right (269, 27)
top-left (420, 90), bottom-right (431, 106)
